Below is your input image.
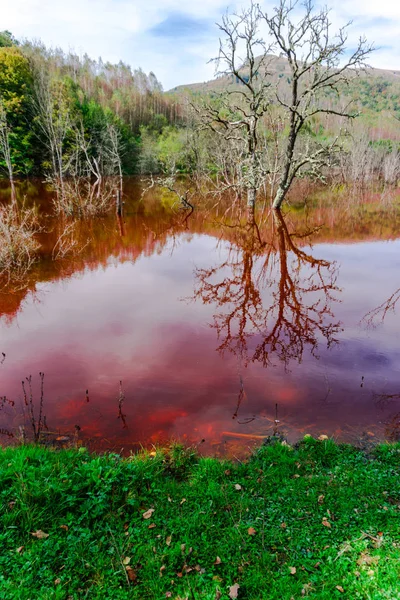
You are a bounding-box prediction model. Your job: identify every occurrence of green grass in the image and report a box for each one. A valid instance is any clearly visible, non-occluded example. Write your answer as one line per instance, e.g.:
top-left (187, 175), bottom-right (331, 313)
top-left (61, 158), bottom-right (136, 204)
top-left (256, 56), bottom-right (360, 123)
top-left (0, 439), bottom-right (399, 599)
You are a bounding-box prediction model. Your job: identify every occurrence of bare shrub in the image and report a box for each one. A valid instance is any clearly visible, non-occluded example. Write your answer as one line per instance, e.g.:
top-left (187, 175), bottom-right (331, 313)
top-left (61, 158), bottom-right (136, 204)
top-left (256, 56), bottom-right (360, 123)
top-left (0, 204), bottom-right (40, 285)
top-left (52, 177), bottom-right (116, 218)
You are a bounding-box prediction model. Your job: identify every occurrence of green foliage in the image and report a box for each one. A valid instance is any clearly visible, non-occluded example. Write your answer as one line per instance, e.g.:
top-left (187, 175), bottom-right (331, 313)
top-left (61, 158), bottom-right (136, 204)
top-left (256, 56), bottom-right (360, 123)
top-left (0, 440), bottom-right (399, 599)
top-left (0, 48), bottom-right (34, 175)
top-left (0, 31), bottom-right (18, 48)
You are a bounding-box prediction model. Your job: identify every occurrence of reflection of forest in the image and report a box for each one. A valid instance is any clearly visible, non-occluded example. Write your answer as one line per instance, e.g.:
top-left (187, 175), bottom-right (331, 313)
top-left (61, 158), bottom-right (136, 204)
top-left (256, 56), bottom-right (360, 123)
top-left (193, 211), bottom-right (342, 367)
top-left (2, 178), bottom-right (400, 322)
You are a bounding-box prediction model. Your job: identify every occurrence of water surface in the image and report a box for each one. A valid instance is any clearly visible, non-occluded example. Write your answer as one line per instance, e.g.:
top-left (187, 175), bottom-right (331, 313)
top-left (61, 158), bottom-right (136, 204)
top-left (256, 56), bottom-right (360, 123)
top-left (1, 180), bottom-right (400, 454)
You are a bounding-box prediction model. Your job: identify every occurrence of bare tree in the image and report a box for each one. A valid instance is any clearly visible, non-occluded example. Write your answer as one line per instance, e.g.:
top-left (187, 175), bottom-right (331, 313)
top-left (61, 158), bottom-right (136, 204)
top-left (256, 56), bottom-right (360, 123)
top-left (0, 100), bottom-right (17, 207)
top-left (194, 1), bottom-right (273, 214)
top-left (261, 0), bottom-right (374, 209)
top-left (31, 56), bottom-right (73, 196)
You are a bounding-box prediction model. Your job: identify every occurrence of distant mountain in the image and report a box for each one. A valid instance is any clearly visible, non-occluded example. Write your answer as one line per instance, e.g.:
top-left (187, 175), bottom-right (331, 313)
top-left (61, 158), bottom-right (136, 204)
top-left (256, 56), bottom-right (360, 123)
top-left (169, 54), bottom-right (400, 115)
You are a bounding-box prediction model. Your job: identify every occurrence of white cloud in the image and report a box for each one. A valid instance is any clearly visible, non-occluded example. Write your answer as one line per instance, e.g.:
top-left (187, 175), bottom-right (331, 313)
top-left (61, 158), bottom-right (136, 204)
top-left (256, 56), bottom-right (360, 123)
top-left (0, 0), bottom-right (399, 88)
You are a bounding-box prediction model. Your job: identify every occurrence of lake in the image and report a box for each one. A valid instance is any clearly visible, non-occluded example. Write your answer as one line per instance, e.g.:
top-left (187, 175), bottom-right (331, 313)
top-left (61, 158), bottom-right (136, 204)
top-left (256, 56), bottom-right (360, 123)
top-left (1, 179), bottom-right (400, 455)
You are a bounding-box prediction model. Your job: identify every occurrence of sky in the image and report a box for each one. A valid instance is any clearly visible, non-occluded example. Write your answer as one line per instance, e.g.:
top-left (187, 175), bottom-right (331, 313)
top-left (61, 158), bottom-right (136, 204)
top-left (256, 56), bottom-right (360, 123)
top-left (1, 0), bottom-right (400, 90)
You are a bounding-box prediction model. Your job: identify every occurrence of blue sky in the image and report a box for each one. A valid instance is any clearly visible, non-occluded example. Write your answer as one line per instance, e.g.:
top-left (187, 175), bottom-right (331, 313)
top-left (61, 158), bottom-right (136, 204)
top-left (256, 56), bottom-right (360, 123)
top-left (1, 0), bottom-right (399, 89)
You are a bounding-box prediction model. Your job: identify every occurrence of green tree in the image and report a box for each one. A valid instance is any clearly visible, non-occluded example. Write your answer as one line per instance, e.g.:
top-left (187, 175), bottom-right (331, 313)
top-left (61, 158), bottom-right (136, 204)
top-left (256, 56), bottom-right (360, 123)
top-left (0, 47), bottom-right (34, 176)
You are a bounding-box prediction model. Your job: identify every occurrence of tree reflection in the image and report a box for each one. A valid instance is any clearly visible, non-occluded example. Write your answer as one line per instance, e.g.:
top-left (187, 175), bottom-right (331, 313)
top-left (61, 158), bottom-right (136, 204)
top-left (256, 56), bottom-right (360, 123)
top-left (362, 287), bottom-right (400, 327)
top-left (193, 210), bottom-right (342, 368)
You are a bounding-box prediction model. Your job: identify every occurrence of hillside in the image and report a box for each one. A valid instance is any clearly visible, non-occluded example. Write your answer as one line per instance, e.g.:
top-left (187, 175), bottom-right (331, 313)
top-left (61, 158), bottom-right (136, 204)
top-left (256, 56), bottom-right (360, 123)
top-left (169, 54), bottom-right (400, 115)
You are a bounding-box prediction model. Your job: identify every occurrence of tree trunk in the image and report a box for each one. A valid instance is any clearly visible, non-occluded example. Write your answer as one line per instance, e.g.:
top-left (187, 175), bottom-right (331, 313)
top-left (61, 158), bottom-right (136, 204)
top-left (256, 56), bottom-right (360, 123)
top-left (272, 187), bottom-right (286, 210)
top-left (247, 187), bottom-right (256, 209)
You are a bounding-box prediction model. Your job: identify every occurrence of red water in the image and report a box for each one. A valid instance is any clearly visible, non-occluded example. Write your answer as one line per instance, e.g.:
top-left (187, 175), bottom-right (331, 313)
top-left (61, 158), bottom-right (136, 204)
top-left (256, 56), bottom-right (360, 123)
top-left (1, 180), bottom-right (400, 454)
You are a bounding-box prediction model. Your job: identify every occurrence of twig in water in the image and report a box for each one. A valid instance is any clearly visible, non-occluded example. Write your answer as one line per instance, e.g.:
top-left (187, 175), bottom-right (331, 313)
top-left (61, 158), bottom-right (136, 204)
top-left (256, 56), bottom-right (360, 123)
top-left (117, 381), bottom-right (127, 429)
top-left (21, 372), bottom-right (46, 442)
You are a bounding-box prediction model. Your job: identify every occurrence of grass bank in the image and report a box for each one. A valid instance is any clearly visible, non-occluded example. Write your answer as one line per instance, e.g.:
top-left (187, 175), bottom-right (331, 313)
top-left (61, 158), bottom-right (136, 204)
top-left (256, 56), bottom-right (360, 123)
top-left (0, 439), bottom-right (399, 599)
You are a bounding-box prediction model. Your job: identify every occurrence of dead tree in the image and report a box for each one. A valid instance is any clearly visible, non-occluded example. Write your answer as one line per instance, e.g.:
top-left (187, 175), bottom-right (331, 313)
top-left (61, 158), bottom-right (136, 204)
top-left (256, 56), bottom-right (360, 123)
top-left (194, 1), bottom-right (273, 214)
top-left (0, 101), bottom-right (17, 207)
top-left (260, 0), bottom-right (374, 209)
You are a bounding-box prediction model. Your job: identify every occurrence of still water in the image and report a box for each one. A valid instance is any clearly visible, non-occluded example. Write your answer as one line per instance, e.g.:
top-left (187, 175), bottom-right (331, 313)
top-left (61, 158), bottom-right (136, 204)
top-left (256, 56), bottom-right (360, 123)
top-left (1, 180), bottom-right (400, 454)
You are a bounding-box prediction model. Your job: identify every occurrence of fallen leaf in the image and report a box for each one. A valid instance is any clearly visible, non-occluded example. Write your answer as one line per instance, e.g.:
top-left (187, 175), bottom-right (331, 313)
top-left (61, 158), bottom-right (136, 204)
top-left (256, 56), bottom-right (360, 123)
top-left (247, 527), bottom-right (256, 536)
top-left (336, 586), bottom-right (344, 593)
top-left (234, 484), bottom-right (242, 491)
top-left (180, 498), bottom-right (187, 505)
top-left (281, 522), bottom-right (287, 529)
top-left (215, 590), bottom-right (222, 600)
top-left (160, 565), bottom-right (166, 576)
top-left (165, 593), bottom-right (172, 598)
top-left (54, 578), bottom-right (61, 585)
top-left (357, 552), bottom-right (379, 566)
top-left (322, 518), bottom-right (331, 529)
top-left (177, 572), bottom-right (183, 578)
top-left (60, 525), bottom-right (69, 531)
top-left (16, 546), bottom-right (24, 554)
top-left (148, 523), bottom-right (156, 529)
top-left (289, 566), bottom-right (296, 575)
top-left (214, 556), bottom-right (222, 565)
top-left (318, 435), bottom-right (329, 441)
top-left (8, 501), bottom-right (16, 510)
top-left (125, 566), bottom-right (137, 582)
top-left (181, 544), bottom-right (186, 552)
top-left (166, 535), bottom-right (172, 546)
top-left (31, 530), bottom-right (49, 539)
top-left (229, 583), bottom-right (240, 599)
top-left (318, 495), bottom-right (325, 504)
top-left (123, 557), bottom-right (131, 566)
top-left (143, 508), bottom-right (155, 519)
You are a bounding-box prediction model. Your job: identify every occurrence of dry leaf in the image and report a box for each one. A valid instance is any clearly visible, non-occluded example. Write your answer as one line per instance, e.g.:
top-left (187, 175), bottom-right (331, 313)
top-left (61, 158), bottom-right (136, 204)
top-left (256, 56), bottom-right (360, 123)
top-left (16, 546), bottom-right (24, 554)
top-left (335, 586), bottom-right (344, 593)
top-left (357, 552), bottom-right (379, 566)
top-left (318, 435), bottom-right (329, 441)
top-left (60, 525), bottom-right (69, 531)
top-left (215, 590), bottom-right (222, 600)
top-left (180, 498), bottom-right (187, 505)
top-left (281, 522), bottom-right (287, 529)
top-left (31, 530), bottom-right (49, 539)
top-left (166, 535), bottom-right (172, 546)
top-left (234, 484), bottom-right (242, 491)
top-left (214, 556), bottom-right (222, 565)
top-left (123, 556), bottom-right (131, 566)
top-left (181, 544), bottom-right (186, 552)
top-left (247, 527), bottom-right (256, 536)
top-left (322, 518), bottom-right (331, 528)
top-left (318, 495), bottom-right (325, 504)
top-left (160, 565), bottom-right (166, 576)
top-left (148, 523), bottom-right (156, 529)
top-left (229, 583), bottom-right (240, 599)
top-left (165, 593), bottom-right (172, 598)
top-left (8, 501), bottom-right (16, 510)
top-left (125, 566), bottom-right (137, 582)
top-left (54, 578), bottom-right (61, 585)
top-left (143, 508), bottom-right (155, 519)
top-left (289, 567), bottom-right (296, 575)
